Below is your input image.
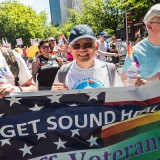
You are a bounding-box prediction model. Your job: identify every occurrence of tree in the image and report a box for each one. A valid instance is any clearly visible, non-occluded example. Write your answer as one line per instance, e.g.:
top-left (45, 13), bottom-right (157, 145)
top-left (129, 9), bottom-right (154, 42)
top-left (80, 0), bottom-right (106, 34)
top-left (111, 0), bottom-right (158, 23)
top-left (70, 0), bottom-right (124, 35)
top-left (0, 0), bottom-right (51, 47)
top-left (102, 0), bottom-right (124, 33)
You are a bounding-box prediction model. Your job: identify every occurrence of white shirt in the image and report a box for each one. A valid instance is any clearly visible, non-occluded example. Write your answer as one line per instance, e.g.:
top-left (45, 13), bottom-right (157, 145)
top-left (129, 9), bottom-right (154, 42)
top-left (65, 59), bottom-right (122, 90)
top-left (0, 49), bottom-right (32, 86)
top-left (97, 40), bottom-right (107, 62)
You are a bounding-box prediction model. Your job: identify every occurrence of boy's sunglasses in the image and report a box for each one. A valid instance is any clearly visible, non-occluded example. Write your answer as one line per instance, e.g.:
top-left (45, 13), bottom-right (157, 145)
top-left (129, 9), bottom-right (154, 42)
top-left (72, 42), bottom-right (93, 50)
top-left (41, 46), bottom-right (50, 49)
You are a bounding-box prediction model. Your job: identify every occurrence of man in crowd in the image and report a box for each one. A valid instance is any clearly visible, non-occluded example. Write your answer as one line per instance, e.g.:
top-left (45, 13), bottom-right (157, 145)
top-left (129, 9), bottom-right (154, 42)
top-left (96, 32), bottom-right (118, 62)
top-left (122, 4), bottom-right (160, 84)
top-left (52, 24), bottom-right (123, 90)
top-left (0, 47), bottom-right (37, 98)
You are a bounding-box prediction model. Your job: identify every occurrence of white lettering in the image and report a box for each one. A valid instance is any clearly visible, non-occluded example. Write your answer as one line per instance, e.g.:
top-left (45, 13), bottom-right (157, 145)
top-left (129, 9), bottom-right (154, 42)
top-left (75, 114), bottom-right (87, 128)
top-left (105, 111), bottom-right (116, 124)
top-left (47, 117), bottom-right (57, 130)
top-left (90, 113), bottom-right (102, 127)
top-left (121, 110), bottom-right (133, 121)
top-left (1, 125), bottom-right (15, 137)
top-left (59, 116), bottom-right (72, 129)
top-left (17, 123), bottom-right (28, 136)
top-left (28, 119), bottom-right (40, 133)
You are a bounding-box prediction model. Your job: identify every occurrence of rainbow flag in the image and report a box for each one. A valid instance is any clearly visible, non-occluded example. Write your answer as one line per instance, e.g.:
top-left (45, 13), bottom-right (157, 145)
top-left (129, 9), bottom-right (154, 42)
top-left (133, 49), bottom-right (140, 68)
top-left (27, 57), bottom-right (34, 64)
top-left (59, 34), bottom-right (65, 39)
top-left (127, 43), bottom-right (133, 60)
top-left (127, 44), bottom-right (140, 68)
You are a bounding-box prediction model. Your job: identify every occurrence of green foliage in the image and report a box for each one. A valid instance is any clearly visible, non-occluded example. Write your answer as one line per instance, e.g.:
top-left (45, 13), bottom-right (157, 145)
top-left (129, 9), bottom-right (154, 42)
top-left (111, 0), bottom-right (158, 22)
top-left (0, 0), bottom-right (157, 47)
top-left (0, 0), bottom-right (54, 47)
top-left (62, 0), bottom-right (157, 37)
top-left (63, 0), bottom-right (124, 35)
top-left (80, 0), bottom-right (106, 34)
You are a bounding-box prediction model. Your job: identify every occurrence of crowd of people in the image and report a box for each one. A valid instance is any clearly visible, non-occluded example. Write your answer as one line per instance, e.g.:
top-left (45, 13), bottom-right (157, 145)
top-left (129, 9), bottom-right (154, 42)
top-left (0, 3), bottom-right (159, 98)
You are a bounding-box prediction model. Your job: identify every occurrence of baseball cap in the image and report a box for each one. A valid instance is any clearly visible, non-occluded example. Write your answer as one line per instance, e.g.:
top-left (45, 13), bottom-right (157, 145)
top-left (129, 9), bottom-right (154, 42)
top-left (100, 31), bottom-right (108, 37)
top-left (48, 37), bottom-right (55, 41)
top-left (143, 4), bottom-right (160, 25)
top-left (69, 24), bottom-right (96, 45)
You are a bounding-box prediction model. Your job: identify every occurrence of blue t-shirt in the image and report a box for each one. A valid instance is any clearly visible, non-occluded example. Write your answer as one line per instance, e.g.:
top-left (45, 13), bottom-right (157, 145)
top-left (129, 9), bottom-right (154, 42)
top-left (123, 38), bottom-right (160, 79)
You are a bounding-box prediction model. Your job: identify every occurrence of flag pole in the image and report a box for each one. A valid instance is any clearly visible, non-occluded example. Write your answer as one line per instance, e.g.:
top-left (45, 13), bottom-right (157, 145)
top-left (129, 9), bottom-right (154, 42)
top-left (125, 10), bottom-right (128, 43)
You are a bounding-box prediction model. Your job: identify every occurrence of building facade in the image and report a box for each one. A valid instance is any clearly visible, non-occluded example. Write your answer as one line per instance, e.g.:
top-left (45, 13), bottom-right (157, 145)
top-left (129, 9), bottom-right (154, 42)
top-left (72, 0), bottom-right (82, 14)
top-left (49, 0), bottom-right (62, 25)
top-left (49, 0), bottom-right (81, 25)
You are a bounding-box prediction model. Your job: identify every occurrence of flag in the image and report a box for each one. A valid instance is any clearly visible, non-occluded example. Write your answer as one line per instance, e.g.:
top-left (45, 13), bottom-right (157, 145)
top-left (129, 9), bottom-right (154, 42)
top-left (58, 34), bottom-right (66, 46)
top-left (135, 29), bottom-right (140, 38)
top-left (0, 81), bottom-right (160, 159)
top-left (127, 43), bottom-right (140, 68)
top-left (127, 42), bottom-right (133, 60)
top-left (133, 50), bottom-right (140, 68)
top-left (59, 34), bottom-right (65, 39)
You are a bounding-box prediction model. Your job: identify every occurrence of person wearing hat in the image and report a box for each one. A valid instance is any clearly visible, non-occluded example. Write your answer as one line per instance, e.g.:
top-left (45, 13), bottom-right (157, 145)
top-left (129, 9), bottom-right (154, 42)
top-left (52, 24), bottom-right (123, 90)
top-left (122, 4), bottom-right (160, 84)
top-left (48, 37), bottom-right (58, 54)
top-left (48, 37), bottom-right (68, 62)
top-left (96, 32), bottom-right (118, 62)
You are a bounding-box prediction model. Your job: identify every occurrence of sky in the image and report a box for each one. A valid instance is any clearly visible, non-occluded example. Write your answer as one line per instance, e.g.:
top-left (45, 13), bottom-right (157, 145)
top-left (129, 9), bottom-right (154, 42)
top-left (0, 0), bottom-right (51, 21)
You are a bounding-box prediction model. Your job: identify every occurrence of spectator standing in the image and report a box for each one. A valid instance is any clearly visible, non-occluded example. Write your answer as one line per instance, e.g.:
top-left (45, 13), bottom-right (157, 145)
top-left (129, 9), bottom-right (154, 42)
top-left (52, 24), bottom-right (123, 90)
top-left (96, 32), bottom-right (118, 62)
top-left (48, 37), bottom-right (68, 63)
top-left (109, 35), bottom-right (120, 66)
top-left (0, 47), bottom-right (37, 98)
top-left (122, 4), bottom-right (160, 84)
top-left (32, 40), bottom-right (63, 90)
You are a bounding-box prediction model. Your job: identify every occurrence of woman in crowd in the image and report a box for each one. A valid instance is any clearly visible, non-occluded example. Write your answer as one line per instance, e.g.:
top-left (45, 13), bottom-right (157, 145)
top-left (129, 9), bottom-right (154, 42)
top-left (32, 40), bottom-right (63, 90)
top-left (109, 35), bottom-right (119, 67)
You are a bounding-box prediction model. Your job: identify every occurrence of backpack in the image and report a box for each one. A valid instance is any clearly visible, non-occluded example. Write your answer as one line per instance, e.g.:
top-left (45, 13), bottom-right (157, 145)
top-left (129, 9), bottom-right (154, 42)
top-left (57, 62), bottom-right (116, 87)
top-left (0, 47), bottom-right (20, 86)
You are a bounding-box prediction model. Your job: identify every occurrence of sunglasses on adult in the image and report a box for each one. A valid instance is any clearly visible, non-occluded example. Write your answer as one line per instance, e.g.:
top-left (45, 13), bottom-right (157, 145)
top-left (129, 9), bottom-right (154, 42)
top-left (41, 46), bottom-right (50, 49)
top-left (72, 42), bottom-right (93, 50)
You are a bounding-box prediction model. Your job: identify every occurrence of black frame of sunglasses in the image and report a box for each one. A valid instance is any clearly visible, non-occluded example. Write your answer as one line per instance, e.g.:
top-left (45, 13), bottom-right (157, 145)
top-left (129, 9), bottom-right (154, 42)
top-left (72, 42), bottom-right (93, 50)
top-left (41, 46), bottom-right (50, 49)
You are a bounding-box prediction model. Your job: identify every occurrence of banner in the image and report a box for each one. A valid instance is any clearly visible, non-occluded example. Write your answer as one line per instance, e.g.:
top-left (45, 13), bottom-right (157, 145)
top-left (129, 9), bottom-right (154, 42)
top-left (16, 38), bottom-right (23, 46)
top-left (30, 38), bottom-right (41, 46)
top-left (0, 81), bottom-right (160, 160)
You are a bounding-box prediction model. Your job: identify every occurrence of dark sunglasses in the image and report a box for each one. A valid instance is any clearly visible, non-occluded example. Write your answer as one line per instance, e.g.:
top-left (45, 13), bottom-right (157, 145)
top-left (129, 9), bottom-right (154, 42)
top-left (72, 42), bottom-right (93, 50)
top-left (41, 46), bottom-right (50, 49)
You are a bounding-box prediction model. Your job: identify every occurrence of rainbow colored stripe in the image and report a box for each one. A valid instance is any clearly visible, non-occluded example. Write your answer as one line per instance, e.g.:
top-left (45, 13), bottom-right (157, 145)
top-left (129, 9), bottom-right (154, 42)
top-left (127, 44), bottom-right (140, 68)
top-left (101, 111), bottom-right (160, 147)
